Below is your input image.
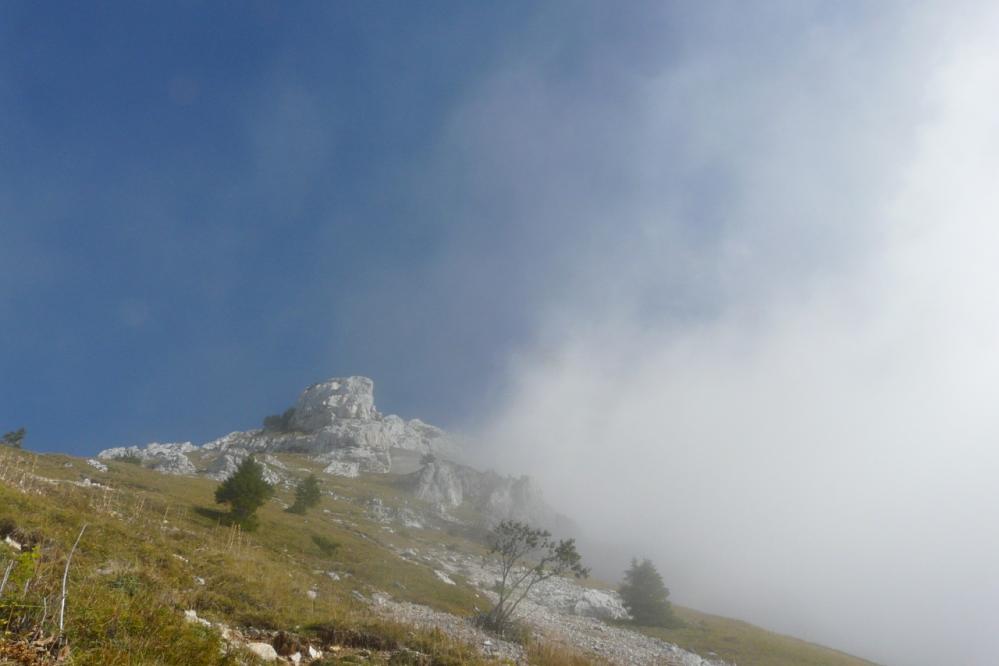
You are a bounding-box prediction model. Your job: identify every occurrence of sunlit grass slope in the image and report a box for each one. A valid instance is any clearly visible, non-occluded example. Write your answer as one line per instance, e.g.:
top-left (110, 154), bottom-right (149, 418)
top-left (0, 448), bottom-right (504, 664)
top-left (1, 447), bottom-right (877, 666)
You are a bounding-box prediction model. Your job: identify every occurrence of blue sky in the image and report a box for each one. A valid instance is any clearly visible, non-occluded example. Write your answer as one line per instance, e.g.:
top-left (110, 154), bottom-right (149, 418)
top-left (0, 2), bottom-right (562, 452)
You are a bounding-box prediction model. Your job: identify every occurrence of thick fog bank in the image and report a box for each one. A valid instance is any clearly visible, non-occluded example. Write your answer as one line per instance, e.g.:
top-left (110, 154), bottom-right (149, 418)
top-left (459, 4), bottom-right (999, 665)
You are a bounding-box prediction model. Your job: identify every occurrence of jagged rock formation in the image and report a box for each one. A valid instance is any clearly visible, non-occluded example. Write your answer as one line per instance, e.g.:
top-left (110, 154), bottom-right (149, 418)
top-left (99, 377), bottom-right (456, 479)
top-left (98, 376), bottom-right (562, 528)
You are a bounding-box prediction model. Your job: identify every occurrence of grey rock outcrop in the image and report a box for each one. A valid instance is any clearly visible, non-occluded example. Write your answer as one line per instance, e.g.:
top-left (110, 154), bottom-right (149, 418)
top-left (87, 458), bottom-right (109, 473)
top-left (98, 442), bottom-right (198, 475)
top-left (409, 460), bottom-right (568, 529)
top-left (411, 460), bottom-right (468, 508)
top-left (98, 377), bottom-right (456, 479)
top-left (95, 375), bottom-right (565, 529)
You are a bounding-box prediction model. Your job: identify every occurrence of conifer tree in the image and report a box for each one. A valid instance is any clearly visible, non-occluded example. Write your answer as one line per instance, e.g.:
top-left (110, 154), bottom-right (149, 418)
top-left (619, 558), bottom-right (677, 627)
top-left (287, 474), bottom-right (321, 514)
top-left (214, 456), bottom-right (274, 531)
top-left (1, 427), bottom-right (25, 449)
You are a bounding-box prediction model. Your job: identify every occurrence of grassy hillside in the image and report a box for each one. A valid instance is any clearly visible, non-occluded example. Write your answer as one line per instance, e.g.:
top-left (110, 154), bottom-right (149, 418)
top-left (0, 447), bottom-right (874, 666)
top-left (0, 448), bottom-right (505, 665)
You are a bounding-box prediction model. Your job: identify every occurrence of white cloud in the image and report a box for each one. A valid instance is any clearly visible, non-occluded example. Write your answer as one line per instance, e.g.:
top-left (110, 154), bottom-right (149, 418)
top-left (456, 3), bottom-right (999, 664)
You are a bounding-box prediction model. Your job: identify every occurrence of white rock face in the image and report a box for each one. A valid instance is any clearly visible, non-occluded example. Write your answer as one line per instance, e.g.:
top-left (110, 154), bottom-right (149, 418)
top-left (388, 417), bottom-right (458, 456)
top-left (291, 376), bottom-right (377, 430)
top-left (412, 461), bottom-right (465, 508)
top-left (410, 460), bottom-right (565, 528)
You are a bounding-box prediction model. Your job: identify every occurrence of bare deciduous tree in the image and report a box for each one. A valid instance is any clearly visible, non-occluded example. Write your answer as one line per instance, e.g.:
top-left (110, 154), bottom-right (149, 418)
top-left (482, 520), bottom-right (588, 633)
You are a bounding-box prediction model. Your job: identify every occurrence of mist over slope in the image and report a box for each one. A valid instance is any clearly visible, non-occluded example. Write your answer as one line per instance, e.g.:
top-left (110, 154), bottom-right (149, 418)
top-left (457, 5), bottom-right (999, 666)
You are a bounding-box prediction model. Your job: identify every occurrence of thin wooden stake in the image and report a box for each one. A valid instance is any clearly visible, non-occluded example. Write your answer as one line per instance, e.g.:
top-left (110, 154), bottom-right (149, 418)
top-left (0, 560), bottom-right (14, 595)
top-left (58, 524), bottom-right (88, 634)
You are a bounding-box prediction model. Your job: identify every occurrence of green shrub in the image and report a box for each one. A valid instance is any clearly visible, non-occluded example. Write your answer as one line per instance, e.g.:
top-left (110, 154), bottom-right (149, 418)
top-left (214, 456), bottom-right (274, 531)
top-left (263, 407), bottom-right (297, 433)
top-left (312, 534), bottom-right (341, 557)
top-left (287, 474), bottom-right (322, 514)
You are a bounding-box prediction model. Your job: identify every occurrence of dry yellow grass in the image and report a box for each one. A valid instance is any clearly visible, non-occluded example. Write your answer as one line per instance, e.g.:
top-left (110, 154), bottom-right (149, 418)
top-left (1, 447), bottom-right (877, 666)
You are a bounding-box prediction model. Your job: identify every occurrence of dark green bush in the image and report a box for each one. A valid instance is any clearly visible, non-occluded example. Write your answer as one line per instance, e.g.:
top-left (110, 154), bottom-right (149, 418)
top-left (312, 534), bottom-right (340, 557)
top-left (263, 407), bottom-right (297, 433)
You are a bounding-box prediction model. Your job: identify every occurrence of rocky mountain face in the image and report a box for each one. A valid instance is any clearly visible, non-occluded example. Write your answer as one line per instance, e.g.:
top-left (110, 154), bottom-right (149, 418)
top-left (98, 376), bottom-right (559, 527)
top-left (408, 459), bottom-right (574, 531)
top-left (99, 377), bottom-right (454, 477)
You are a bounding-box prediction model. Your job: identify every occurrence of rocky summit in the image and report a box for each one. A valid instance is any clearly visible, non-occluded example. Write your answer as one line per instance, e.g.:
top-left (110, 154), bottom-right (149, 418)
top-left (99, 377), bottom-right (455, 477)
top-left (97, 376), bottom-right (559, 526)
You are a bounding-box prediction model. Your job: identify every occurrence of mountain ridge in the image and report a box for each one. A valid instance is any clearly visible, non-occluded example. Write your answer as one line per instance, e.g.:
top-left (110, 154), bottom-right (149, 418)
top-left (96, 376), bottom-right (562, 529)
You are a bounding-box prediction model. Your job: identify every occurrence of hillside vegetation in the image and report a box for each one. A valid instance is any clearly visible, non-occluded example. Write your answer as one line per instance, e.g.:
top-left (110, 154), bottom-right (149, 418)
top-left (0, 447), bottom-right (876, 666)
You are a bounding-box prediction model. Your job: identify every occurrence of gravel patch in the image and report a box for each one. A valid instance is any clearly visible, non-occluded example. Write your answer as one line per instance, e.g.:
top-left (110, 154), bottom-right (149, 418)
top-left (378, 545), bottom-right (735, 666)
top-left (372, 596), bottom-right (524, 662)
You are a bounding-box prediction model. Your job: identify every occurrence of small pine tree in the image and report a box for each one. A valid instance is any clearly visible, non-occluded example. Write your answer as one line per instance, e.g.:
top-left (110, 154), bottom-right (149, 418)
top-left (619, 558), bottom-right (677, 627)
top-left (287, 474), bottom-right (322, 514)
top-left (214, 456), bottom-right (274, 531)
top-left (2, 427), bottom-right (26, 449)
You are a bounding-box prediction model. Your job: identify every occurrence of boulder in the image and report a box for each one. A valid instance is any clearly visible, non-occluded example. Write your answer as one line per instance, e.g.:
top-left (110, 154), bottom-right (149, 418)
top-left (246, 642), bottom-right (278, 661)
top-left (572, 588), bottom-right (629, 621)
